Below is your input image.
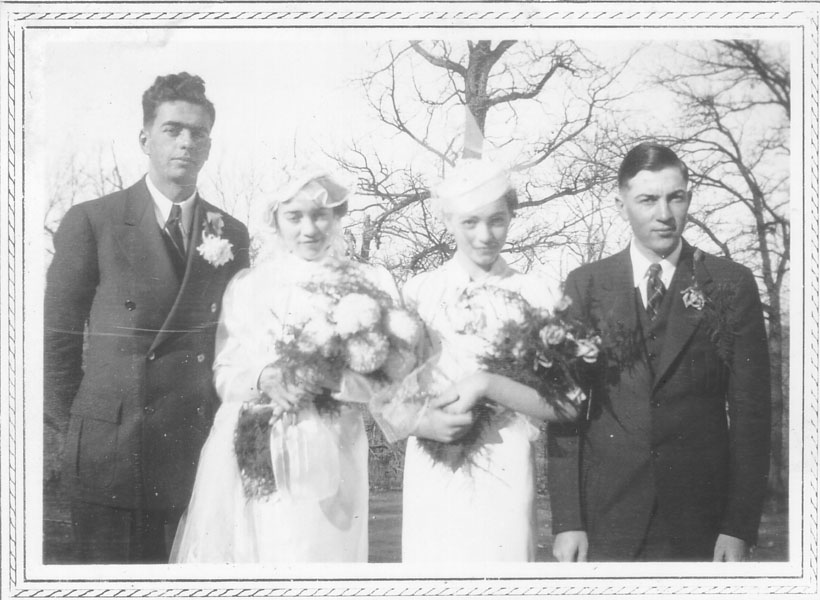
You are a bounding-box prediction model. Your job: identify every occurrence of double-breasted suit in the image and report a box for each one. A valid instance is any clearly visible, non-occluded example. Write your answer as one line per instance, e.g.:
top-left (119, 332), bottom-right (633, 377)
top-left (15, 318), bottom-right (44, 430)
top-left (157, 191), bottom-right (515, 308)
top-left (45, 178), bottom-right (249, 522)
top-left (548, 241), bottom-right (770, 560)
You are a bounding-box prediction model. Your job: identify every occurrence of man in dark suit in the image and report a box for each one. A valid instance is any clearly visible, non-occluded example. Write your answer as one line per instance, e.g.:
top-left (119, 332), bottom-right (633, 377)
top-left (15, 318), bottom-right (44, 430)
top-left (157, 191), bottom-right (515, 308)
top-left (44, 73), bottom-right (250, 563)
top-left (548, 143), bottom-right (771, 561)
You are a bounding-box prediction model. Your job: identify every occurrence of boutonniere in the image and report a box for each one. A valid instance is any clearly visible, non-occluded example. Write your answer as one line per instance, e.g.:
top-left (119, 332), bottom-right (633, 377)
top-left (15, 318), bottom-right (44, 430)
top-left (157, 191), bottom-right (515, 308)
top-left (688, 248), bottom-right (737, 365)
top-left (681, 284), bottom-right (707, 310)
top-left (196, 211), bottom-right (234, 267)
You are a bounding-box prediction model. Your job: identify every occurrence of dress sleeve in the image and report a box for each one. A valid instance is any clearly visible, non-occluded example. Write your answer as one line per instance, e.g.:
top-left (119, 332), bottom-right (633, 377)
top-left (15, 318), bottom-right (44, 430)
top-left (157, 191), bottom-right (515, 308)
top-left (518, 270), bottom-right (561, 313)
top-left (212, 268), bottom-right (278, 404)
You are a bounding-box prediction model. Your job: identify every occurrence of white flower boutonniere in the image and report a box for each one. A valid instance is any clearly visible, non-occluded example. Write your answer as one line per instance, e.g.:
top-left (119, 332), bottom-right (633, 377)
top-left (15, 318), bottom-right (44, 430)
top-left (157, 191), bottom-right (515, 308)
top-left (197, 212), bottom-right (234, 267)
top-left (681, 285), bottom-right (706, 310)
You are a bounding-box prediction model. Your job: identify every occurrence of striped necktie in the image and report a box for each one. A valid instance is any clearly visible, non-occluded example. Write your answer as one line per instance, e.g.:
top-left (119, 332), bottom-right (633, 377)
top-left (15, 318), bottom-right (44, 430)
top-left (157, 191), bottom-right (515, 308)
top-left (164, 204), bottom-right (186, 259)
top-left (646, 263), bottom-right (665, 320)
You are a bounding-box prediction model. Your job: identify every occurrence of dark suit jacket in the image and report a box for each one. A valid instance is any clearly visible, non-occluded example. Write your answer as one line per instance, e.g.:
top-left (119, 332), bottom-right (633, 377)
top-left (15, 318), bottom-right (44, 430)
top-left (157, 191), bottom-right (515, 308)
top-left (548, 241), bottom-right (770, 559)
top-left (44, 178), bottom-right (250, 512)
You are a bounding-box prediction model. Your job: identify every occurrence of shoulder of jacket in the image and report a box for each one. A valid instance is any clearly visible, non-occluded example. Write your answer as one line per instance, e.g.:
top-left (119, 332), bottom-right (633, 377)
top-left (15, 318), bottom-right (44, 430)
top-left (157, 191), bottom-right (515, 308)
top-left (697, 250), bottom-right (753, 281)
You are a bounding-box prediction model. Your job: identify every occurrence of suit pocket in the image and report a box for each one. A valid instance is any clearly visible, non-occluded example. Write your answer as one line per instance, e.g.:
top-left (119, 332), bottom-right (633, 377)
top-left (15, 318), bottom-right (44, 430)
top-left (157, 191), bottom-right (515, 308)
top-left (70, 401), bottom-right (122, 489)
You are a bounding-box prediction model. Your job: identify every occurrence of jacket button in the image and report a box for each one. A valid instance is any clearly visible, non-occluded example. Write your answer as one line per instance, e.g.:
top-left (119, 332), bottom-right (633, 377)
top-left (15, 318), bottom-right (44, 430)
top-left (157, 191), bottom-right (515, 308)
top-left (650, 449), bottom-right (660, 458)
top-left (649, 333), bottom-right (656, 341)
top-left (147, 352), bottom-right (156, 361)
top-left (647, 352), bottom-right (657, 360)
top-left (210, 302), bottom-right (218, 313)
top-left (197, 406), bottom-right (205, 416)
top-left (144, 406), bottom-right (155, 415)
top-left (125, 300), bottom-right (136, 311)
top-left (652, 400), bottom-right (660, 408)
top-left (197, 353), bottom-right (206, 363)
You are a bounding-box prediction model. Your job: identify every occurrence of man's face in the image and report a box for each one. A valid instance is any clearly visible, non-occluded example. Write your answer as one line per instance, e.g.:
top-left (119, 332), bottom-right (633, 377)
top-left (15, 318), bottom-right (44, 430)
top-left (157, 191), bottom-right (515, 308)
top-left (139, 101), bottom-right (212, 189)
top-left (617, 166), bottom-right (691, 260)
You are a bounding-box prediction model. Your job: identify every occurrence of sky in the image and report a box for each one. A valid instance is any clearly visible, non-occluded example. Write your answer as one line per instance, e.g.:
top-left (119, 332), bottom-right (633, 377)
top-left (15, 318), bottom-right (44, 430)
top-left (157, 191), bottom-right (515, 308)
top-left (25, 25), bottom-right (794, 281)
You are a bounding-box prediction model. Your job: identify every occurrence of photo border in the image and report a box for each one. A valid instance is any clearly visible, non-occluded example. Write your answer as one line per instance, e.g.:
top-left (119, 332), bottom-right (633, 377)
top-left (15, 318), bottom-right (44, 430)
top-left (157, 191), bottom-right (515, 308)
top-left (1, 1), bottom-right (816, 596)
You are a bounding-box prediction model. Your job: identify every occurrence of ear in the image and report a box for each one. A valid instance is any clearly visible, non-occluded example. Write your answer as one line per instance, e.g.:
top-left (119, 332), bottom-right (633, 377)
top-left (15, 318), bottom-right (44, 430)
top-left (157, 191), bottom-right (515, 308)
top-left (138, 128), bottom-right (150, 156)
top-left (614, 192), bottom-right (627, 222)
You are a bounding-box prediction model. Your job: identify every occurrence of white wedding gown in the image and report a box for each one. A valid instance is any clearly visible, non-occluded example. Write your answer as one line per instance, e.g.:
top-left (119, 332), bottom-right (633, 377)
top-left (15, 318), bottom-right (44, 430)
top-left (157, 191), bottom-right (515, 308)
top-left (401, 257), bottom-right (558, 563)
top-left (171, 254), bottom-right (402, 563)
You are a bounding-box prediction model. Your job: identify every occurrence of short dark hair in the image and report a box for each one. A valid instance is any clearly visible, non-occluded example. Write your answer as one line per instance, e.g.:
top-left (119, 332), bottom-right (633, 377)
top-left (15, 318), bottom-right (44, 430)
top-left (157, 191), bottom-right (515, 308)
top-left (618, 142), bottom-right (688, 189)
top-left (142, 72), bottom-right (215, 127)
top-left (501, 188), bottom-right (518, 216)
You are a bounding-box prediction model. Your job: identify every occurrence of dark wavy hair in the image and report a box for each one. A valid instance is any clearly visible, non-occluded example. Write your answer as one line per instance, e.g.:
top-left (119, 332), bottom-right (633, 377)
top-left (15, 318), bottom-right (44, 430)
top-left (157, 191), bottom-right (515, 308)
top-left (618, 142), bottom-right (688, 190)
top-left (142, 72), bottom-right (216, 127)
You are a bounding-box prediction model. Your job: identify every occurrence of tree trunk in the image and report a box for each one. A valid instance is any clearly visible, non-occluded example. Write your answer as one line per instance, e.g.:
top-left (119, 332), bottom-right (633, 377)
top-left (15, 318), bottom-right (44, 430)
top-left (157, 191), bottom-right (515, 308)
top-left (766, 300), bottom-right (788, 513)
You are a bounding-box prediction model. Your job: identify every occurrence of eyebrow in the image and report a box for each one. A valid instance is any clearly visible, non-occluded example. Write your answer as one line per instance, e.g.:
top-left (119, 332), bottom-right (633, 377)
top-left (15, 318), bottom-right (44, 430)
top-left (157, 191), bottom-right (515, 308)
top-left (160, 120), bottom-right (209, 132)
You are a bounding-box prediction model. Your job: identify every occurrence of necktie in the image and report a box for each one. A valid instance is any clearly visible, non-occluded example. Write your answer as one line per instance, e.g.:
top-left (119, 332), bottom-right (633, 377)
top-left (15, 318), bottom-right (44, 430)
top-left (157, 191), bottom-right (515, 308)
top-left (163, 204), bottom-right (187, 279)
top-left (165, 204), bottom-right (186, 259)
top-left (646, 263), bottom-right (665, 320)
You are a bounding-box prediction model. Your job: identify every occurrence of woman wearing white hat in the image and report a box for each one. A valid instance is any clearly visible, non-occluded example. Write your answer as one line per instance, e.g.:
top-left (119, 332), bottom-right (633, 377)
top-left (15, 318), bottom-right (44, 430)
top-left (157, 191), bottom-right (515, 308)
top-left (402, 159), bottom-right (579, 562)
top-left (171, 170), bottom-right (419, 563)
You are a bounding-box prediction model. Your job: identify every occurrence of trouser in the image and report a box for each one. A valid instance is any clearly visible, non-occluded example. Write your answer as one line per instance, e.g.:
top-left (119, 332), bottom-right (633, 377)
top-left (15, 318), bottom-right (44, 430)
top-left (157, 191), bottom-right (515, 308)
top-left (70, 500), bottom-right (183, 564)
top-left (635, 500), bottom-right (716, 561)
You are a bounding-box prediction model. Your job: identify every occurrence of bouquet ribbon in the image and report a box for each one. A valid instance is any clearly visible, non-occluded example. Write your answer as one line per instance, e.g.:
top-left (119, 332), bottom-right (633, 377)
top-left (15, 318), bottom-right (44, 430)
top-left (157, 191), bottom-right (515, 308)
top-left (270, 410), bottom-right (341, 501)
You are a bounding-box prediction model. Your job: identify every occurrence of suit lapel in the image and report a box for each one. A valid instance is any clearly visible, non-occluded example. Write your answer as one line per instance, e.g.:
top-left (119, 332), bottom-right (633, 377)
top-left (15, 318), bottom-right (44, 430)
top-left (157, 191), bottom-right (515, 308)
top-left (652, 242), bottom-right (705, 391)
top-left (148, 199), bottom-right (226, 354)
top-left (115, 180), bottom-right (180, 323)
top-left (149, 199), bottom-right (205, 353)
top-left (600, 248), bottom-right (638, 335)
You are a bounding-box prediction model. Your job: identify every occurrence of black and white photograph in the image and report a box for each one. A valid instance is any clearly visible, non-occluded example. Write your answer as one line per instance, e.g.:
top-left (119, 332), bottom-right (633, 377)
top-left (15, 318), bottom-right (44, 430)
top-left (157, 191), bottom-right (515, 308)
top-left (0, 1), bottom-right (815, 597)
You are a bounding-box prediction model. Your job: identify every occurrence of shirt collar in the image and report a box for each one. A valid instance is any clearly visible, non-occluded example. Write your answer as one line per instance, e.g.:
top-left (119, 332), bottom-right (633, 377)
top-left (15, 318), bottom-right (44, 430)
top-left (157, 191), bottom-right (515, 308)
top-left (448, 252), bottom-right (513, 285)
top-left (629, 238), bottom-right (682, 289)
top-left (145, 174), bottom-right (198, 230)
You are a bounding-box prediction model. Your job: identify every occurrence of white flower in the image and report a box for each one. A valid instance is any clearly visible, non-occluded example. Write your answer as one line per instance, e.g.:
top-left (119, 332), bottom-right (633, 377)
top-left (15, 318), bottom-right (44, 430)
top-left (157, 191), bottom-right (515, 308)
top-left (300, 316), bottom-right (339, 356)
top-left (381, 347), bottom-right (417, 381)
top-left (345, 331), bottom-right (390, 374)
top-left (197, 233), bottom-right (234, 267)
top-left (539, 324), bottom-right (567, 346)
top-left (565, 385), bottom-right (587, 405)
top-left (288, 290), bottom-right (335, 328)
top-left (681, 286), bottom-right (707, 310)
top-left (555, 295), bottom-right (573, 312)
top-left (384, 308), bottom-right (423, 347)
top-left (575, 337), bottom-right (601, 364)
top-left (334, 293), bottom-right (383, 337)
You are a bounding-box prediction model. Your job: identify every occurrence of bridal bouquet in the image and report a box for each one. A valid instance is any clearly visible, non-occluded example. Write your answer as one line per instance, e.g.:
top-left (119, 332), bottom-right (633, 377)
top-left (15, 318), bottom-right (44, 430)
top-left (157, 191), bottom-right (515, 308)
top-left (416, 284), bottom-right (600, 470)
top-left (234, 259), bottom-right (423, 499)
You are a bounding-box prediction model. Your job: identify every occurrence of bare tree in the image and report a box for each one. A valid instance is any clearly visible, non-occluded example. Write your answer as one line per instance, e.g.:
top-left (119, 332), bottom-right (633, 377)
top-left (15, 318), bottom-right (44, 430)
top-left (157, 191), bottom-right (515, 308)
top-left (334, 40), bottom-right (632, 280)
top-left (655, 40), bottom-right (790, 510)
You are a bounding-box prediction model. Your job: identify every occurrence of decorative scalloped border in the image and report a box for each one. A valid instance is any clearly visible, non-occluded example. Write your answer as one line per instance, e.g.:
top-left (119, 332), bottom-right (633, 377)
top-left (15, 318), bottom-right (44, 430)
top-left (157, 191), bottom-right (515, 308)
top-left (2, 2), bottom-right (817, 597)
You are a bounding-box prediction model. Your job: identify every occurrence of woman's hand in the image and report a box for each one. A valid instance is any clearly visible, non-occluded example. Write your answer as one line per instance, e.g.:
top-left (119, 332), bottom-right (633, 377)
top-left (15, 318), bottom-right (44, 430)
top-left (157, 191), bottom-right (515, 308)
top-left (257, 364), bottom-right (316, 414)
top-left (435, 371), bottom-right (490, 415)
top-left (413, 406), bottom-right (475, 443)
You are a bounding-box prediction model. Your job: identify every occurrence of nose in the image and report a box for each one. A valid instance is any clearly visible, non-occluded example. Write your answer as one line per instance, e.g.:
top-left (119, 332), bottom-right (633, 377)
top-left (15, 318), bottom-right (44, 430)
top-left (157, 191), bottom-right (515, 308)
top-left (178, 128), bottom-right (194, 149)
top-left (655, 199), bottom-right (673, 222)
top-left (301, 217), bottom-right (320, 236)
top-left (476, 222), bottom-right (493, 243)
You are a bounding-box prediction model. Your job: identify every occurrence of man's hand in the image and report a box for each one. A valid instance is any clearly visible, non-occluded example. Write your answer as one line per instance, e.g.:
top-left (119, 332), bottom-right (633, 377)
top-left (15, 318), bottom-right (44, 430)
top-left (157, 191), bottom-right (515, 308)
top-left (413, 407), bottom-right (475, 443)
top-left (713, 534), bottom-right (748, 561)
top-left (552, 530), bottom-right (589, 562)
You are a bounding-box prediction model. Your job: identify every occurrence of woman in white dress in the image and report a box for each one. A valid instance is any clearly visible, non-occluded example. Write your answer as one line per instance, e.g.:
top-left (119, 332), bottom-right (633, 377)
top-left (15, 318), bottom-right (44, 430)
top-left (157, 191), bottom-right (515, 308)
top-left (402, 159), bottom-right (580, 563)
top-left (171, 171), bottom-right (421, 563)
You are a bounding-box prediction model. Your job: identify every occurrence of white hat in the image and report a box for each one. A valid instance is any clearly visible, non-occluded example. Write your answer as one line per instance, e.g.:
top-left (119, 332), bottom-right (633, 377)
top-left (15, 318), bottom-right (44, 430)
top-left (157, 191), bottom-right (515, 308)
top-left (433, 158), bottom-right (512, 215)
top-left (266, 168), bottom-right (350, 226)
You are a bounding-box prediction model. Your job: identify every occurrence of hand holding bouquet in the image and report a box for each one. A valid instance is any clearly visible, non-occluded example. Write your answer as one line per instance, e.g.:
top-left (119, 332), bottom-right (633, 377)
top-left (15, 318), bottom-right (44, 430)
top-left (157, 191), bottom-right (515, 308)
top-left (416, 284), bottom-right (600, 470)
top-left (234, 259), bottom-right (423, 499)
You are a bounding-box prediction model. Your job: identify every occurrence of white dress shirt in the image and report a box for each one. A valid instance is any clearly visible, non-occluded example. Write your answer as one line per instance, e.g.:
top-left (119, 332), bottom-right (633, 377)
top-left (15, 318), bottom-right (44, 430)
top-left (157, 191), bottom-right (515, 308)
top-left (629, 239), bottom-right (682, 309)
top-left (145, 175), bottom-right (197, 250)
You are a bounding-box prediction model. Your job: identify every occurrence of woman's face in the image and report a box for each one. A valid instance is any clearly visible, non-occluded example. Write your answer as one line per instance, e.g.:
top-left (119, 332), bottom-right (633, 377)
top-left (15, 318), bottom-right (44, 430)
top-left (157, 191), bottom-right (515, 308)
top-left (275, 190), bottom-right (339, 261)
top-left (445, 196), bottom-right (512, 270)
